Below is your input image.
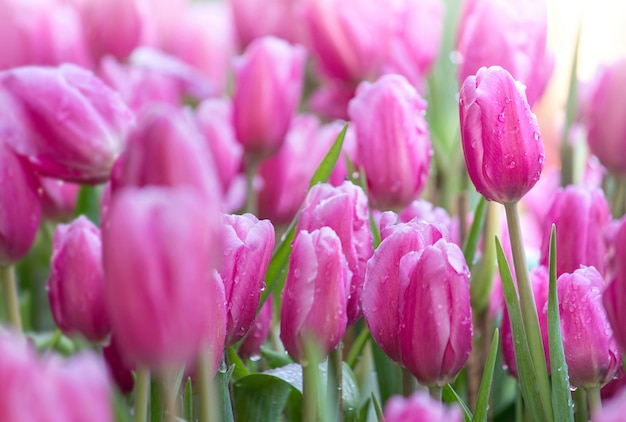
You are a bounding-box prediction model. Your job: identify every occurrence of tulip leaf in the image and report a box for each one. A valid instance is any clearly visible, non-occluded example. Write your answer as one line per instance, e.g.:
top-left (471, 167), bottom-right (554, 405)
top-left (226, 347), bottom-right (250, 382)
top-left (371, 393), bottom-right (383, 422)
top-left (346, 326), bottom-right (371, 369)
top-left (443, 384), bottom-right (472, 422)
top-left (472, 329), bottom-right (499, 422)
top-left (371, 341), bottom-right (401, 404)
top-left (217, 362), bottom-right (236, 422)
top-left (496, 237), bottom-right (551, 422)
top-left (74, 184), bottom-right (101, 224)
top-left (233, 373), bottom-right (295, 422)
top-left (260, 346), bottom-right (294, 369)
top-left (183, 377), bottom-right (192, 422)
top-left (259, 123), bottom-right (348, 311)
top-left (463, 196), bottom-right (487, 267)
top-left (547, 225), bottom-right (574, 421)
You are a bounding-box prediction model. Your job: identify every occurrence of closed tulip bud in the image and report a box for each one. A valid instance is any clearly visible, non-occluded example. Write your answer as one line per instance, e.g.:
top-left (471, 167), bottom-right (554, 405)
top-left (398, 239), bottom-right (472, 386)
top-left (103, 335), bottom-right (134, 394)
top-left (398, 199), bottom-right (460, 245)
top-left (220, 213), bottom-right (274, 347)
top-left (348, 74), bottom-right (432, 210)
top-left (362, 219), bottom-right (447, 362)
top-left (539, 186), bottom-right (610, 276)
top-left (603, 219), bottom-right (626, 355)
top-left (296, 182), bottom-right (372, 324)
top-left (238, 296), bottom-right (273, 361)
top-left (559, 266), bottom-right (621, 388)
top-left (103, 187), bottom-right (226, 370)
top-left (456, 0), bottom-right (553, 106)
top-left (232, 36), bottom-right (306, 158)
top-left (280, 228), bottom-right (351, 362)
top-left (39, 177), bottom-right (79, 222)
top-left (230, 0), bottom-right (302, 48)
top-left (0, 64), bottom-right (134, 184)
top-left (47, 216), bottom-right (110, 342)
top-left (459, 66), bottom-right (545, 204)
top-left (384, 391), bottom-right (463, 422)
top-left (0, 142), bottom-right (42, 265)
top-left (587, 59), bottom-right (626, 174)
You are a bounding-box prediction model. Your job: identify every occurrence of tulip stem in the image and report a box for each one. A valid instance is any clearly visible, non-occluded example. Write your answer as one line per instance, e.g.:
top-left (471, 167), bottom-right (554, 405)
top-left (429, 385), bottom-right (443, 402)
top-left (586, 387), bottom-right (601, 415)
top-left (0, 265), bottom-right (22, 333)
top-left (134, 366), bottom-right (150, 422)
top-left (503, 202), bottom-right (553, 420)
top-left (160, 371), bottom-right (178, 422)
top-left (197, 346), bottom-right (219, 422)
top-left (401, 368), bottom-right (415, 397)
top-left (327, 344), bottom-right (343, 421)
top-left (302, 340), bottom-right (321, 422)
top-left (245, 156), bottom-right (260, 215)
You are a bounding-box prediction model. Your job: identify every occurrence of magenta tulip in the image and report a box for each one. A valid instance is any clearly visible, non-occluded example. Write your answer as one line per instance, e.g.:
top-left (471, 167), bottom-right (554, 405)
top-left (48, 216), bottom-right (110, 342)
top-left (348, 74), bottom-right (432, 210)
top-left (456, 0), bottom-right (553, 106)
top-left (593, 384), bottom-right (626, 422)
top-left (103, 335), bottom-right (134, 394)
top-left (230, 0), bottom-right (302, 48)
top-left (384, 391), bottom-right (462, 422)
top-left (39, 177), bottom-right (79, 222)
top-left (459, 66), bottom-right (544, 204)
top-left (0, 64), bottom-right (134, 184)
top-left (539, 185), bottom-right (610, 276)
top-left (296, 181), bottom-right (372, 324)
top-left (103, 187), bottom-right (226, 370)
top-left (220, 213), bottom-right (275, 346)
top-left (232, 36), bottom-right (306, 158)
top-left (604, 219), bottom-right (626, 355)
top-left (280, 228), bottom-right (351, 362)
top-left (0, 142), bottom-right (42, 265)
top-left (238, 296), bottom-right (273, 360)
top-left (559, 266), bottom-right (621, 388)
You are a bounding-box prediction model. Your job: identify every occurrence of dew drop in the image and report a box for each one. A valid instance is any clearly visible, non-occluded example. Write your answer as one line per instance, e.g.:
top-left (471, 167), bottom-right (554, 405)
top-left (497, 112), bottom-right (505, 123)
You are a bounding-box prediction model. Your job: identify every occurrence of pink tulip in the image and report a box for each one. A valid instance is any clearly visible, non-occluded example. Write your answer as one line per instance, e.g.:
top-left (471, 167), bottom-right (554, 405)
top-left (587, 58), bottom-right (626, 174)
top-left (103, 335), bottom-right (134, 394)
top-left (348, 74), bottom-right (432, 210)
top-left (459, 66), bottom-right (544, 204)
top-left (362, 219), bottom-right (447, 363)
top-left (230, 0), bottom-right (303, 48)
top-left (456, 0), bottom-right (553, 106)
top-left (296, 181), bottom-right (372, 324)
top-left (48, 216), bottom-right (110, 342)
top-left (559, 266), bottom-right (621, 388)
top-left (604, 219), bottom-right (626, 355)
top-left (539, 185), bottom-right (610, 276)
top-left (220, 213), bottom-right (275, 347)
top-left (384, 391), bottom-right (463, 422)
top-left (280, 228), bottom-right (351, 362)
top-left (232, 36), bottom-right (306, 158)
top-left (398, 199), bottom-right (460, 246)
top-left (238, 296), bottom-right (273, 360)
top-left (593, 384), bottom-right (626, 422)
top-left (39, 177), bottom-right (79, 221)
top-left (0, 64), bottom-right (134, 184)
top-left (102, 187), bottom-right (226, 370)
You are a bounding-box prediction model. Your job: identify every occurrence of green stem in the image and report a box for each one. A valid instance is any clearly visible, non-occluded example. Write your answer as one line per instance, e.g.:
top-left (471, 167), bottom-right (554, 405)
top-left (429, 385), bottom-right (443, 402)
top-left (401, 368), bottom-right (415, 397)
top-left (302, 348), bottom-right (321, 422)
top-left (611, 174), bottom-right (626, 218)
top-left (245, 156), bottom-right (260, 215)
top-left (573, 389), bottom-right (588, 422)
top-left (134, 366), bottom-right (150, 422)
top-left (197, 346), bottom-right (219, 422)
top-left (503, 202), bottom-right (553, 421)
top-left (327, 345), bottom-right (343, 422)
top-left (161, 371), bottom-right (177, 422)
top-left (586, 387), bottom-right (601, 415)
top-left (0, 265), bottom-right (22, 333)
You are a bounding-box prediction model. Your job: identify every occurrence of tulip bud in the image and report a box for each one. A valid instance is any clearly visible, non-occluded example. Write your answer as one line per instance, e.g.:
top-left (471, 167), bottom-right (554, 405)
top-left (102, 335), bottom-right (134, 394)
top-left (559, 266), bottom-right (621, 388)
top-left (398, 239), bottom-right (472, 386)
top-left (232, 36), bottom-right (306, 158)
top-left (39, 177), bottom-right (79, 222)
top-left (0, 142), bottom-right (42, 265)
top-left (384, 391), bottom-right (463, 422)
top-left (48, 216), bottom-right (110, 342)
top-left (398, 199), bottom-right (460, 245)
top-left (280, 228), bottom-right (351, 362)
top-left (230, 0), bottom-right (302, 48)
top-left (348, 74), bottom-right (432, 210)
top-left (587, 58), bottom-right (626, 174)
top-left (362, 219), bottom-right (447, 362)
top-left (603, 219), bottom-right (626, 356)
top-left (220, 213), bottom-right (275, 347)
top-left (459, 66), bottom-right (544, 204)
top-left (103, 187), bottom-right (226, 370)
top-left (238, 296), bottom-right (273, 361)
top-left (456, 0), bottom-right (553, 106)
top-left (296, 182), bottom-right (372, 324)
top-left (539, 185), bottom-right (610, 276)
top-left (0, 64), bottom-right (134, 184)
top-left (501, 266), bottom-right (551, 378)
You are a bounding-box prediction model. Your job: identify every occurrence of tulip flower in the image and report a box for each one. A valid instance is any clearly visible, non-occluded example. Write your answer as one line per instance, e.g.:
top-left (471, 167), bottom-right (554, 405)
top-left (348, 74), bottom-right (432, 210)
top-left (238, 297), bottom-right (273, 360)
top-left (384, 391), bottom-right (462, 422)
top-left (362, 220), bottom-right (449, 363)
top-left (230, 0), bottom-right (302, 48)
top-left (539, 185), bottom-right (610, 276)
top-left (280, 228), bottom-right (351, 362)
top-left (456, 0), bottom-right (553, 106)
top-left (587, 58), bottom-right (626, 174)
top-left (232, 36), bottom-right (306, 158)
top-left (102, 187), bottom-right (226, 370)
top-left (220, 213), bottom-right (275, 347)
top-left (559, 266), bottom-right (621, 388)
top-left (0, 64), bottom-right (134, 184)
top-left (398, 199), bottom-right (460, 245)
top-left (39, 177), bottom-right (79, 222)
top-left (459, 66), bottom-right (544, 204)
top-left (593, 384), bottom-right (626, 422)
top-left (604, 219), bottom-right (626, 355)
top-left (296, 181), bottom-right (372, 324)
top-left (47, 216), bottom-right (110, 342)
top-left (0, 142), bottom-right (42, 265)
top-left (103, 335), bottom-right (134, 394)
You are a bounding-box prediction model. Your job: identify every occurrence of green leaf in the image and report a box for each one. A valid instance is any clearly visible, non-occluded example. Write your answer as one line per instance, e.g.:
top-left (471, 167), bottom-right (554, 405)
top-left (371, 341), bottom-right (401, 404)
top-left (260, 346), bottom-right (294, 369)
top-left (547, 225), bottom-right (574, 421)
top-left (371, 393), bottom-right (384, 422)
top-left (226, 347), bottom-right (250, 382)
top-left (233, 373), bottom-right (294, 422)
top-left (309, 123), bottom-right (348, 189)
top-left (472, 329), bottom-right (499, 422)
top-left (217, 362), bottom-right (235, 422)
top-left (183, 377), bottom-right (192, 422)
top-left (463, 196), bottom-right (487, 266)
top-left (496, 237), bottom-right (550, 422)
top-left (443, 384), bottom-right (472, 422)
top-left (346, 326), bottom-right (371, 370)
top-left (74, 184), bottom-right (101, 224)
